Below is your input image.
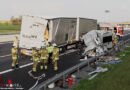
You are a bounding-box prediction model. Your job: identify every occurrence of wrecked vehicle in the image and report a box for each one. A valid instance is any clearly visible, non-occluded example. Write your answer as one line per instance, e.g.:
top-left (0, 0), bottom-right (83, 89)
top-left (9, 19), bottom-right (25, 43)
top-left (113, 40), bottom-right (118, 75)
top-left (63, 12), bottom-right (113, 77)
top-left (19, 15), bottom-right (97, 56)
top-left (82, 30), bottom-right (113, 57)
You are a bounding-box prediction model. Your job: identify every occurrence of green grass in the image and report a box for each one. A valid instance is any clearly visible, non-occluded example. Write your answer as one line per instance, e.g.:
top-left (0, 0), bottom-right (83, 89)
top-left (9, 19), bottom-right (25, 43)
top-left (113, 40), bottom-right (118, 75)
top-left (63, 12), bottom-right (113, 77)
top-left (0, 24), bottom-right (21, 30)
top-left (0, 24), bottom-right (21, 34)
top-left (73, 47), bottom-right (130, 90)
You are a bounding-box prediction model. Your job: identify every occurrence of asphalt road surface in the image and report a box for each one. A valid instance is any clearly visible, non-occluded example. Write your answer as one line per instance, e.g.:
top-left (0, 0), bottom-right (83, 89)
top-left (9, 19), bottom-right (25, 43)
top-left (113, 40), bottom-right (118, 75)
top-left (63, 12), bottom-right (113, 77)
top-left (0, 31), bottom-right (130, 90)
top-left (122, 30), bottom-right (130, 41)
top-left (0, 43), bottom-right (81, 90)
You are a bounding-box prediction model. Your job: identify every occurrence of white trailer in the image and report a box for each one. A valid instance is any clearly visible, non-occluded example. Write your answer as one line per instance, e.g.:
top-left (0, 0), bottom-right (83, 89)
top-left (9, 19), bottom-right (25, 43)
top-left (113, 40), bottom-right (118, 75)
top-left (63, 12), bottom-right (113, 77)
top-left (19, 15), bottom-right (97, 55)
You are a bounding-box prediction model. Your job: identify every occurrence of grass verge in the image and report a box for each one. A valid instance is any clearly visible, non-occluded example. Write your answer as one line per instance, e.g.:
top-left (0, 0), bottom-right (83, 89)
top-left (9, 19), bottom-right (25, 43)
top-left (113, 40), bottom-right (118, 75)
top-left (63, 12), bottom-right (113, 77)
top-left (0, 24), bottom-right (20, 30)
top-left (0, 24), bottom-right (20, 34)
top-left (73, 46), bottom-right (130, 90)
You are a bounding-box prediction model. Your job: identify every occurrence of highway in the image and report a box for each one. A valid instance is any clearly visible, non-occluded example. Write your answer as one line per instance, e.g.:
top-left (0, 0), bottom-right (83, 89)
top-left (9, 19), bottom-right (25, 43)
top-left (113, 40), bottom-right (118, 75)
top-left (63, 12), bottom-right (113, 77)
top-left (0, 43), bottom-right (81, 89)
top-left (0, 30), bottom-right (130, 90)
top-left (122, 30), bottom-right (130, 41)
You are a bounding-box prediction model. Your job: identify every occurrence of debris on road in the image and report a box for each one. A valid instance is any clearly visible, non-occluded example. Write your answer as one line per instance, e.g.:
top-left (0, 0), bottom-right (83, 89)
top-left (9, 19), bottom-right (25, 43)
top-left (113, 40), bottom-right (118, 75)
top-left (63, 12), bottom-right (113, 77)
top-left (108, 60), bottom-right (122, 64)
top-left (88, 67), bottom-right (108, 80)
top-left (88, 73), bottom-right (98, 80)
top-left (104, 56), bottom-right (123, 64)
top-left (88, 67), bottom-right (108, 75)
top-left (105, 56), bottom-right (120, 61)
top-left (120, 54), bottom-right (126, 57)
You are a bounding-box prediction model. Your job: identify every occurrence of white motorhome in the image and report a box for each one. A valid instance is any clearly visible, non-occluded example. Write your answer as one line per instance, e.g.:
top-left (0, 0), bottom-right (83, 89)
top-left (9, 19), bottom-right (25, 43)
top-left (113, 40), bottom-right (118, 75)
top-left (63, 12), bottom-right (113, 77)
top-left (82, 30), bottom-right (113, 57)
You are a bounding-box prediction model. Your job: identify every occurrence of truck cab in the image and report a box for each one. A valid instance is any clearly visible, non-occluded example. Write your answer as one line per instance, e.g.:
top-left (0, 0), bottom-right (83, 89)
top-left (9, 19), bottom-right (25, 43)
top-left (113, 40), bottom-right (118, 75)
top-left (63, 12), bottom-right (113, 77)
top-left (114, 26), bottom-right (124, 40)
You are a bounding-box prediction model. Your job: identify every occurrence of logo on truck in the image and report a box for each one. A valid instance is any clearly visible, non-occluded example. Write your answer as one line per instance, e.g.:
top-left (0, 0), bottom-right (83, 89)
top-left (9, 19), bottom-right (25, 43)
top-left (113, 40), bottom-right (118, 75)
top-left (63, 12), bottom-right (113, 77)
top-left (22, 34), bottom-right (37, 39)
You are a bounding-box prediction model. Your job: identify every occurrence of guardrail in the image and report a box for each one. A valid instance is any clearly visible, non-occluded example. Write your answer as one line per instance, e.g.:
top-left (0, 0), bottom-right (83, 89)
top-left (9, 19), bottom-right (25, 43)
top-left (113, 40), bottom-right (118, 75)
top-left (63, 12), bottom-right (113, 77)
top-left (33, 58), bottom-right (96, 90)
top-left (33, 38), bottom-right (130, 90)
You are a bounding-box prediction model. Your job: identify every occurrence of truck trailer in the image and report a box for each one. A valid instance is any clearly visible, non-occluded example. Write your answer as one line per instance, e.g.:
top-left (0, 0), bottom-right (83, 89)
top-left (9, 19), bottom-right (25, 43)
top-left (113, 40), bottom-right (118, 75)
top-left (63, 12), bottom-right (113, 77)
top-left (19, 15), bottom-right (97, 55)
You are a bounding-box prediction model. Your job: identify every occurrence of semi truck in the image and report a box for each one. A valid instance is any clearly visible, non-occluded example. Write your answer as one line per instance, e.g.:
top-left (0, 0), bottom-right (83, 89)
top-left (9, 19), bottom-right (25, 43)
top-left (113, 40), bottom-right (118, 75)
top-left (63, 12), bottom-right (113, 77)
top-left (19, 15), bottom-right (97, 56)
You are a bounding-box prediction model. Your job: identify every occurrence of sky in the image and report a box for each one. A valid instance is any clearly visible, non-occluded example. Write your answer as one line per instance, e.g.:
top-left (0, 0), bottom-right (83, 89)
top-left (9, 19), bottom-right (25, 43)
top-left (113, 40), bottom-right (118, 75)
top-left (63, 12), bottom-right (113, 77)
top-left (0, 0), bottom-right (130, 22)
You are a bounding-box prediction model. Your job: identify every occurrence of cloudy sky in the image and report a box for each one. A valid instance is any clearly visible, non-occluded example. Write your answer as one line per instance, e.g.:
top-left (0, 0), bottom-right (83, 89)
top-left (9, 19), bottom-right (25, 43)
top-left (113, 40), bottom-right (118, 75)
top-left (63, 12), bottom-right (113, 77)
top-left (0, 0), bottom-right (130, 22)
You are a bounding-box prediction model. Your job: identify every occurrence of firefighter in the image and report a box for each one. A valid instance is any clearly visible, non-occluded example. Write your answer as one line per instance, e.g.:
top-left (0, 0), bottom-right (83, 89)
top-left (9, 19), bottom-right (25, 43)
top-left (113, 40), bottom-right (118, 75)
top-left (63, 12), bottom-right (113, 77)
top-left (39, 43), bottom-right (49, 70)
top-left (32, 47), bottom-right (39, 72)
top-left (47, 42), bottom-right (54, 64)
top-left (112, 29), bottom-right (118, 46)
top-left (13, 36), bottom-right (19, 48)
top-left (11, 46), bottom-right (19, 69)
top-left (52, 43), bottom-right (60, 71)
top-left (113, 36), bottom-right (118, 46)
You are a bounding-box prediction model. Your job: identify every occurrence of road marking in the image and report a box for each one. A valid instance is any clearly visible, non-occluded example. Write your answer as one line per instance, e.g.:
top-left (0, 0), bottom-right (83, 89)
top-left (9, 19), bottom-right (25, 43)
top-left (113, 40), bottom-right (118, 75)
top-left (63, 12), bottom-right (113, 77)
top-left (0, 54), bottom-right (11, 58)
top-left (0, 42), bottom-right (12, 45)
top-left (0, 49), bottom-right (78, 75)
top-left (20, 63), bottom-right (33, 68)
top-left (0, 49), bottom-right (77, 58)
top-left (0, 62), bottom-right (33, 75)
top-left (0, 69), bottom-right (13, 75)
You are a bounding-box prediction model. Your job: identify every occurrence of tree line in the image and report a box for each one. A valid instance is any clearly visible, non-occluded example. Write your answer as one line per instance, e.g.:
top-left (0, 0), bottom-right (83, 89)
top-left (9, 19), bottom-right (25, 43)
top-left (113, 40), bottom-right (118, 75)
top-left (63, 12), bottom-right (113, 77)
top-left (10, 16), bottom-right (22, 26)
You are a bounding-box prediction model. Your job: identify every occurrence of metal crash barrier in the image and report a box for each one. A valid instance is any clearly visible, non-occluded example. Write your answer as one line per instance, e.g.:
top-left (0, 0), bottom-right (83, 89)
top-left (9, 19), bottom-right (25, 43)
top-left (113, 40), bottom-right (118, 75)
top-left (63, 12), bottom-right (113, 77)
top-left (33, 38), bottom-right (130, 90)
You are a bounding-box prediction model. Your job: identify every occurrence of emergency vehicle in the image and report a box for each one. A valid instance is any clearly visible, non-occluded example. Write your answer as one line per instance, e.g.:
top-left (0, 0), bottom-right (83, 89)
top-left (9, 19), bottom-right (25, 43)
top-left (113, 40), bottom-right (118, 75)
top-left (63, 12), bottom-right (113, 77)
top-left (114, 26), bottom-right (124, 39)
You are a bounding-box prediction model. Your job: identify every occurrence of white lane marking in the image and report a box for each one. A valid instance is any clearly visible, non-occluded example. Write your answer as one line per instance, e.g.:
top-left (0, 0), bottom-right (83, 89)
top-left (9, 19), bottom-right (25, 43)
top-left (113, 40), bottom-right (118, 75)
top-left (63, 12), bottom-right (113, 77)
top-left (0, 42), bottom-right (12, 45)
top-left (0, 49), bottom-right (78, 75)
top-left (0, 49), bottom-right (77, 58)
top-left (0, 69), bottom-right (13, 75)
top-left (0, 54), bottom-right (11, 58)
top-left (20, 63), bottom-right (33, 68)
top-left (0, 62), bottom-right (33, 75)
top-left (0, 50), bottom-right (77, 75)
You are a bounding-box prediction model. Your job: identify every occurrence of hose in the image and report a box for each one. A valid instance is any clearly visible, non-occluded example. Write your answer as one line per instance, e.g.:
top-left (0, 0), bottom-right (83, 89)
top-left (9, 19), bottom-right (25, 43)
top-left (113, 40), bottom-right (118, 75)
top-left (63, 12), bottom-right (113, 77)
top-left (28, 70), bottom-right (45, 90)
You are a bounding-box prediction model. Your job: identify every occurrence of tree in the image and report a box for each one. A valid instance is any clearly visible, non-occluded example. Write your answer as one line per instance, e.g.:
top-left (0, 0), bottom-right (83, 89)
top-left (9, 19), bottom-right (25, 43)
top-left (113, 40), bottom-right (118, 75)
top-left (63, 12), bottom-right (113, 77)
top-left (10, 16), bottom-right (22, 25)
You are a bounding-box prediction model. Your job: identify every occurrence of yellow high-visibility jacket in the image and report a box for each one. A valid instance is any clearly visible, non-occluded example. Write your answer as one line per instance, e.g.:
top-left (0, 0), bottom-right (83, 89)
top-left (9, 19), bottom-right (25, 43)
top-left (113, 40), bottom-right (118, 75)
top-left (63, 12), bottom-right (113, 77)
top-left (47, 46), bottom-right (54, 53)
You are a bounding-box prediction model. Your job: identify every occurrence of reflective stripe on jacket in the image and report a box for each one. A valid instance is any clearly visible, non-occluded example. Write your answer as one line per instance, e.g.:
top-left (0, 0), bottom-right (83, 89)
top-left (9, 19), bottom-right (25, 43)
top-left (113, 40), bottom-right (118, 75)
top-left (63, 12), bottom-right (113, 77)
top-left (12, 48), bottom-right (18, 60)
top-left (39, 49), bottom-right (49, 60)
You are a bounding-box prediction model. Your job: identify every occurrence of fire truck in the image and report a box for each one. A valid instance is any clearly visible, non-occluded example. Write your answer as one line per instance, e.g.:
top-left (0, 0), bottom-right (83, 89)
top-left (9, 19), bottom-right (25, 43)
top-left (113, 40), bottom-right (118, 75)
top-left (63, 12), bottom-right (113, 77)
top-left (114, 26), bottom-right (124, 40)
